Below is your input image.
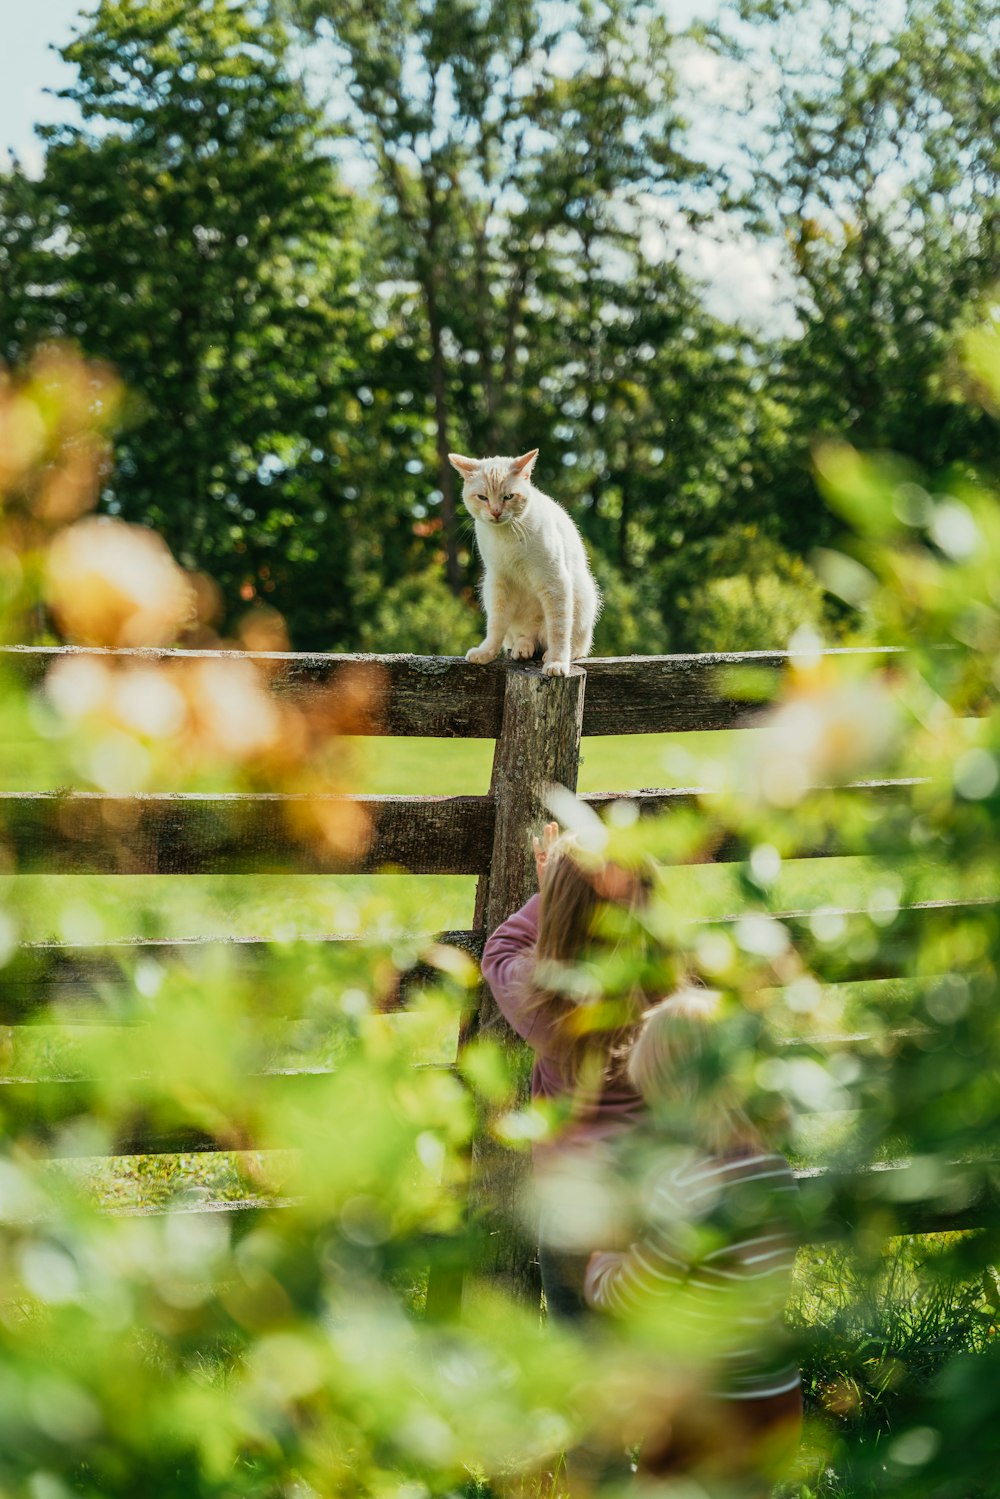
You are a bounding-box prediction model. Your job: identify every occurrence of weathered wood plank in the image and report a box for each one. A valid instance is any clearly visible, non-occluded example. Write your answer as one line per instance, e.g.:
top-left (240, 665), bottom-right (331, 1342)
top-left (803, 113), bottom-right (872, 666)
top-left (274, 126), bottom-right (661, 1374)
top-left (0, 791), bottom-right (493, 874)
top-left (0, 1059), bottom-right (849, 1120)
top-left (95, 1160), bottom-right (1000, 1240)
top-left (0, 777), bottom-right (922, 877)
top-left (0, 1068), bottom-right (336, 1155)
top-left (4, 895), bottom-right (991, 1019)
top-left (766, 897), bottom-right (1000, 985)
top-left (581, 778), bottom-right (925, 861)
top-left (0, 929), bottom-right (485, 1021)
top-left (4, 929), bottom-right (484, 968)
top-left (796, 1160), bottom-right (1000, 1240)
top-left (0, 645), bottom-right (506, 738)
top-left (580, 647), bottom-right (898, 735)
top-left (0, 644), bottom-right (897, 740)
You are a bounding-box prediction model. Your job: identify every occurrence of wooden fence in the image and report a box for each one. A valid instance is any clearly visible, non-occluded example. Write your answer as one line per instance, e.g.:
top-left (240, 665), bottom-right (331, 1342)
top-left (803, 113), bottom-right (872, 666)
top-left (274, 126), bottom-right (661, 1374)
top-left (1, 644), bottom-right (996, 1300)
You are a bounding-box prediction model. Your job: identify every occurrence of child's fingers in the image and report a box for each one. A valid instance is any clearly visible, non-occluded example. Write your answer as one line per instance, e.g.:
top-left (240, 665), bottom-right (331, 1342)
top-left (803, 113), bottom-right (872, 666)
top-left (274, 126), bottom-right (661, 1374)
top-left (534, 823), bottom-right (558, 879)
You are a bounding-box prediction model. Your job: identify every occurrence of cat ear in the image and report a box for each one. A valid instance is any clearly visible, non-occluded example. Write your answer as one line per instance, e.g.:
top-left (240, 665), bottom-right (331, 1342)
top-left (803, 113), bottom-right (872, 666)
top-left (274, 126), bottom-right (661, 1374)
top-left (448, 453), bottom-right (479, 477)
top-left (510, 448), bottom-right (539, 477)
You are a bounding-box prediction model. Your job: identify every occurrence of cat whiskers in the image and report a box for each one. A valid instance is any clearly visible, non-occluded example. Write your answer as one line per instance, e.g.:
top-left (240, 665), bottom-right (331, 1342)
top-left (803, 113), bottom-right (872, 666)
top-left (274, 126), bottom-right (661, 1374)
top-left (508, 514), bottom-right (529, 550)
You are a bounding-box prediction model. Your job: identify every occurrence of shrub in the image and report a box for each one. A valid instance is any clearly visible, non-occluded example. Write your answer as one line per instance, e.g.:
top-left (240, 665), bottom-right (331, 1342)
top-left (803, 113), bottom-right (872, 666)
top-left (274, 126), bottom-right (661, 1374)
top-left (590, 559), bottom-right (669, 656)
top-left (357, 567), bottom-right (480, 655)
top-left (672, 525), bottom-right (832, 652)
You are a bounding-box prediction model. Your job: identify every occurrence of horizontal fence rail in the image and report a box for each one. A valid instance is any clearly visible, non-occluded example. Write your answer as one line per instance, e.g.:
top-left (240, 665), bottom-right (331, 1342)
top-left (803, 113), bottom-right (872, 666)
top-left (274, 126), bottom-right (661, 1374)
top-left (795, 1159), bottom-right (1000, 1240)
top-left (0, 643), bottom-right (898, 737)
top-left (91, 1163), bottom-right (1000, 1240)
top-left (0, 1068), bottom-right (338, 1156)
top-left (0, 1033), bottom-right (949, 1154)
top-left (0, 778), bottom-right (924, 874)
top-left (9, 1161), bottom-right (996, 1242)
top-left (0, 928), bottom-right (485, 1023)
top-left (0, 790), bottom-right (495, 874)
top-left (3, 899), bottom-right (993, 1023)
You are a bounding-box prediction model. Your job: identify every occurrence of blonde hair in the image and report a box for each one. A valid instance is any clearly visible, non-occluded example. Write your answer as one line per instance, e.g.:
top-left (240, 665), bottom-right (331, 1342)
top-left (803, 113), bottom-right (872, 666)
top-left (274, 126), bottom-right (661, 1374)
top-left (628, 988), bottom-right (763, 1156)
top-left (525, 833), bottom-right (657, 1095)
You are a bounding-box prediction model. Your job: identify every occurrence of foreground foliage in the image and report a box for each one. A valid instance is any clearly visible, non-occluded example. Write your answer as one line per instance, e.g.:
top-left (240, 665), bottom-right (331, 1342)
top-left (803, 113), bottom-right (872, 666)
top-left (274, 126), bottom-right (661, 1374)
top-left (2, 325), bottom-right (1000, 1497)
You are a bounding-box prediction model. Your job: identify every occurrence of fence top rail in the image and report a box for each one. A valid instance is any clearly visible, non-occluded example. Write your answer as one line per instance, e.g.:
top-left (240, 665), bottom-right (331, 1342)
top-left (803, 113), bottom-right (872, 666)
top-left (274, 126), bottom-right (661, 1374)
top-left (0, 644), bottom-right (900, 738)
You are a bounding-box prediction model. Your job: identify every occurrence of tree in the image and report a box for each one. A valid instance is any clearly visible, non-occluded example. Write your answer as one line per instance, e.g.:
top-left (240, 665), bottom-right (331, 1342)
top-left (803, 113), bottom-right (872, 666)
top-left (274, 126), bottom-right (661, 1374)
top-left (722, 0), bottom-right (1000, 557)
top-left (284, 0), bottom-right (708, 594)
top-left (0, 0), bottom-right (393, 647)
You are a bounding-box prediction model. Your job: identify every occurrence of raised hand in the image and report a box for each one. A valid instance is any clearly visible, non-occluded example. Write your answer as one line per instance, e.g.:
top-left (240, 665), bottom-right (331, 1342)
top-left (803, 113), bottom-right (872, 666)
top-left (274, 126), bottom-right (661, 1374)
top-left (532, 820), bottom-right (560, 889)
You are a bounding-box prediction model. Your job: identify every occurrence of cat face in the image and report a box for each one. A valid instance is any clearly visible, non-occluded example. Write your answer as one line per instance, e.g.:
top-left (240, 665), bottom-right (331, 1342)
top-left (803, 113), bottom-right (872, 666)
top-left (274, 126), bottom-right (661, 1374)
top-left (447, 449), bottom-right (539, 526)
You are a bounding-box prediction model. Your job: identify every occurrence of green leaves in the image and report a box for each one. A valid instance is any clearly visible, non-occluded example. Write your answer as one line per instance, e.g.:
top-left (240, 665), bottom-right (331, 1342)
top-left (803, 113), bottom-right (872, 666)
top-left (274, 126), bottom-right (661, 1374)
top-left (0, 0), bottom-right (386, 650)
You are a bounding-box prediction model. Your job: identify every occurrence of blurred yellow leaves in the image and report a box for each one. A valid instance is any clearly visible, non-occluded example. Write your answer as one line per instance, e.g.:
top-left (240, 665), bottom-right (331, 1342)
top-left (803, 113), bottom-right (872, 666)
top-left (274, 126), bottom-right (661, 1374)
top-left (47, 517), bottom-right (198, 647)
top-left (737, 665), bottom-right (902, 810)
top-left (40, 653), bottom-right (384, 863)
top-left (0, 349), bottom-right (208, 651)
top-left (0, 393), bottom-right (47, 490)
top-left (0, 345), bottom-right (120, 523)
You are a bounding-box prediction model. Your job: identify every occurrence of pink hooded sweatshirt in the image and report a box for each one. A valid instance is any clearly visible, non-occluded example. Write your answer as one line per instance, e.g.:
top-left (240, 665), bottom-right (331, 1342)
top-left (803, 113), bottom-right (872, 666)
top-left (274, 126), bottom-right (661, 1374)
top-left (480, 893), bottom-right (647, 1147)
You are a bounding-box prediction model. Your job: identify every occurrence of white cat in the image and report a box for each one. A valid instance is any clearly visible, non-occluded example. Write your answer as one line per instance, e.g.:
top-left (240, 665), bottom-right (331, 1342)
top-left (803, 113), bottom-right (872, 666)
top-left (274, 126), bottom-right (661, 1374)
top-left (448, 448), bottom-right (601, 677)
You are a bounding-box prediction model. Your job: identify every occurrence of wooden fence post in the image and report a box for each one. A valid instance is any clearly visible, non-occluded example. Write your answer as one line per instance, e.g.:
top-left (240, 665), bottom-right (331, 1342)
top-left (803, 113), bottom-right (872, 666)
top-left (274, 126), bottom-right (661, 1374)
top-left (464, 662), bottom-right (586, 1305)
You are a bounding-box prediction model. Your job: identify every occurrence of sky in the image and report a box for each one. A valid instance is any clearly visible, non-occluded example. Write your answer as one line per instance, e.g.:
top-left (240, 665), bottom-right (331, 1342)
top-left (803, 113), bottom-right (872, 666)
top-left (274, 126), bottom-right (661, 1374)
top-left (0, 0), bottom-right (86, 171)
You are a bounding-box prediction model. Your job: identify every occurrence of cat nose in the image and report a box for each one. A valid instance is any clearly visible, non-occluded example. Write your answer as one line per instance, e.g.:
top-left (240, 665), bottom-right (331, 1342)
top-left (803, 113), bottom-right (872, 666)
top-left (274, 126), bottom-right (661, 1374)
top-left (489, 505), bottom-right (503, 520)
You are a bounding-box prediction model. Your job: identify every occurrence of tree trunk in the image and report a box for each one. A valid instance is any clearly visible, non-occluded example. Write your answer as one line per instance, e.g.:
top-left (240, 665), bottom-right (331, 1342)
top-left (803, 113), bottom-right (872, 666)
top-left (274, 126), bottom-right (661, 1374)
top-left (425, 272), bottom-right (463, 593)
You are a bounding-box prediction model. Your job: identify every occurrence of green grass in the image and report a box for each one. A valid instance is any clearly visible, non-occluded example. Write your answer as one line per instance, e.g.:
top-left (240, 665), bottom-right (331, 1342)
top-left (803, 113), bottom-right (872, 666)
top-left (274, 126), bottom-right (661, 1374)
top-left (0, 729), bottom-right (740, 942)
top-left (339, 729), bottom-right (721, 795)
top-left (0, 871), bottom-right (474, 944)
top-left (1, 851), bottom-right (992, 946)
top-left (339, 723), bottom-right (986, 797)
top-left (1, 727), bottom-right (696, 794)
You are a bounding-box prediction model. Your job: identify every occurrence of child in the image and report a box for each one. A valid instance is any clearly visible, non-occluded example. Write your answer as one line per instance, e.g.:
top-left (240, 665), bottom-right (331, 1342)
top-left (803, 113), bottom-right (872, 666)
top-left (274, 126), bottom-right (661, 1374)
top-left (584, 988), bottom-right (803, 1488)
top-left (480, 822), bottom-right (659, 1320)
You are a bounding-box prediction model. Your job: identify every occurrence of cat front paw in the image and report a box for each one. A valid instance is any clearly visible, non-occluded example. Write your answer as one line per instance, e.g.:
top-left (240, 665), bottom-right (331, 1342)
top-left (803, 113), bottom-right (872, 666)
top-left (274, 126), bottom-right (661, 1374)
top-left (466, 644), bottom-right (500, 665)
top-left (510, 636), bottom-right (536, 661)
top-left (542, 659), bottom-right (570, 678)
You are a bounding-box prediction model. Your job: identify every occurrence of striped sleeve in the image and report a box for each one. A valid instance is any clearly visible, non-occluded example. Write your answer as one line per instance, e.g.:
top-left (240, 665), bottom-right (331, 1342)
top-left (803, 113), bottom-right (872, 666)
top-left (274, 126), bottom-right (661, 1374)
top-left (584, 1172), bottom-right (696, 1312)
top-left (584, 1151), bottom-right (799, 1314)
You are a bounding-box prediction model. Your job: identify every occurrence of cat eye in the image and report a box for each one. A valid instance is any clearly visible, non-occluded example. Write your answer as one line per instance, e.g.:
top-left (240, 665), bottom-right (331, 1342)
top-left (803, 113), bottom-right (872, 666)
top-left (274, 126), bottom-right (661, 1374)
top-left (476, 493), bottom-right (488, 502)
top-left (501, 492), bottom-right (513, 502)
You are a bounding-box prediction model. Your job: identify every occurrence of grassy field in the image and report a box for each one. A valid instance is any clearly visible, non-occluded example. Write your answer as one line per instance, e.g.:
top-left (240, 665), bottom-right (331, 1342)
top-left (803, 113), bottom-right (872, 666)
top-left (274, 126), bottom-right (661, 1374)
top-left (4, 851), bottom-right (991, 948)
